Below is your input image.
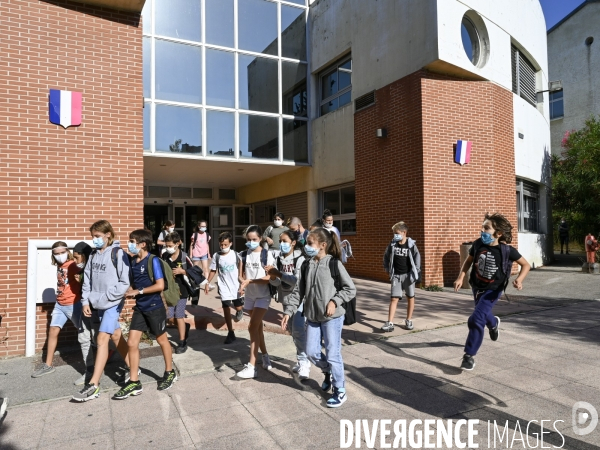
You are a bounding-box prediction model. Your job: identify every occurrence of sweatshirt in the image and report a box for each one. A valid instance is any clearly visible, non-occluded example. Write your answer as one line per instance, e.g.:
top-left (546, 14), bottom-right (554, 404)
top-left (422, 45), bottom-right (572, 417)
top-left (284, 254), bottom-right (356, 322)
top-left (270, 250), bottom-right (305, 304)
top-left (81, 241), bottom-right (130, 310)
top-left (382, 237), bottom-right (421, 284)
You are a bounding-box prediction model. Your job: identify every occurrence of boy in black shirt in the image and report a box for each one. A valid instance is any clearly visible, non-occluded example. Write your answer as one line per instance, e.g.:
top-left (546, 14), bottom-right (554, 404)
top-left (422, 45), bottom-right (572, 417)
top-left (454, 213), bottom-right (530, 371)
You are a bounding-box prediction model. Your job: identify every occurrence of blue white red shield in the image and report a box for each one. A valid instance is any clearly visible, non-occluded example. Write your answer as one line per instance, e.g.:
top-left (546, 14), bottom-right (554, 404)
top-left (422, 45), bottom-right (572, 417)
top-left (49, 89), bottom-right (82, 128)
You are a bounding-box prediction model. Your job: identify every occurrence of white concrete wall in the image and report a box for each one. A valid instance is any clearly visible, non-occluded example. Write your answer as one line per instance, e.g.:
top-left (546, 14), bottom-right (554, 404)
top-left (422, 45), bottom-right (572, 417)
top-left (514, 95), bottom-right (551, 184)
top-left (518, 232), bottom-right (548, 269)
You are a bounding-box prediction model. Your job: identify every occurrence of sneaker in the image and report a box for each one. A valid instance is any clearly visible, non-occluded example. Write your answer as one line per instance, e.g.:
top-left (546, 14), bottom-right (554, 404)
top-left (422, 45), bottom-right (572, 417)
top-left (175, 342), bottom-right (188, 354)
top-left (234, 309), bottom-right (244, 322)
top-left (292, 362), bottom-right (301, 373)
top-left (381, 321), bottom-right (394, 332)
top-left (199, 280), bottom-right (208, 289)
top-left (237, 363), bottom-right (257, 379)
top-left (460, 354), bottom-right (475, 371)
top-left (74, 369), bottom-right (94, 386)
top-left (31, 363), bottom-right (55, 378)
top-left (262, 354), bottom-right (272, 370)
top-left (119, 367), bottom-right (141, 384)
top-left (158, 370), bottom-right (177, 391)
top-left (72, 383), bottom-right (100, 402)
top-left (298, 363), bottom-right (310, 380)
top-left (114, 381), bottom-right (143, 399)
top-left (326, 387), bottom-right (347, 408)
top-left (224, 331), bottom-right (236, 344)
top-left (489, 316), bottom-right (500, 341)
top-left (209, 283), bottom-right (216, 291)
top-left (321, 371), bottom-right (332, 392)
top-left (0, 397), bottom-right (8, 416)
top-left (405, 319), bottom-right (414, 330)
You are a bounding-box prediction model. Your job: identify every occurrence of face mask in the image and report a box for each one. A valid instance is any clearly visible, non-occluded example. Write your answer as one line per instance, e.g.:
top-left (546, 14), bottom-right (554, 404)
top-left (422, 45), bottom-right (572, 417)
top-left (199, 227), bottom-right (207, 232)
top-left (168, 227), bottom-right (174, 233)
top-left (324, 223), bottom-right (333, 229)
top-left (480, 232), bottom-right (495, 245)
top-left (393, 233), bottom-right (403, 242)
top-left (128, 242), bottom-right (140, 254)
top-left (246, 241), bottom-right (259, 250)
top-left (165, 247), bottom-right (176, 255)
top-left (92, 237), bottom-right (105, 249)
top-left (274, 220), bottom-right (283, 227)
top-left (76, 262), bottom-right (85, 269)
top-left (304, 245), bottom-right (319, 257)
top-left (280, 242), bottom-right (291, 254)
top-left (54, 253), bottom-right (68, 264)
top-left (220, 245), bottom-right (231, 253)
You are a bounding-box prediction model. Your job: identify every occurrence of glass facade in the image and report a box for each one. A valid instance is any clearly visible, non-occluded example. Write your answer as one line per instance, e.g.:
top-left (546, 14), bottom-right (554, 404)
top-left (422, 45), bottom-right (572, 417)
top-left (143, 0), bottom-right (309, 163)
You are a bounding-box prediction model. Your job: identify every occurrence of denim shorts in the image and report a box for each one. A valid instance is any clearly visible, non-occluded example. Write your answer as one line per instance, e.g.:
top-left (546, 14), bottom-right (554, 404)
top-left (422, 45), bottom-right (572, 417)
top-left (96, 301), bottom-right (123, 334)
top-left (192, 254), bottom-right (208, 261)
top-left (50, 302), bottom-right (83, 330)
top-left (243, 296), bottom-right (271, 311)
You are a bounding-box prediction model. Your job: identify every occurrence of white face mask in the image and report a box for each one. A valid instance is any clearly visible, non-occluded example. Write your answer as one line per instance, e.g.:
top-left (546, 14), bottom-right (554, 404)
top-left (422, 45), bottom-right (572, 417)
top-left (274, 220), bottom-right (283, 227)
top-left (168, 227), bottom-right (174, 233)
top-left (54, 253), bottom-right (68, 264)
top-left (221, 245), bottom-right (231, 253)
top-left (165, 247), bottom-right (176, 254)
top-left (324, 222), bottom-right (333, 229)
top-left (76, 262), bottom-right (85, 269)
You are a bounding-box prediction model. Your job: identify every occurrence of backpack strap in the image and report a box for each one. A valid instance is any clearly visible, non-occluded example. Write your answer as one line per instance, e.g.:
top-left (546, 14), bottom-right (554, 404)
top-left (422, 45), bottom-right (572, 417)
top-left (328, 258), bottom-right (341, 292)
top-left (147, 254), bottom-right (156, 283)
top-left (500, 243), bottom-right (512, 276)
top-left (300, 259), bottom-right (310, 300)
top-left (260, 248), bottom-right (268, 267)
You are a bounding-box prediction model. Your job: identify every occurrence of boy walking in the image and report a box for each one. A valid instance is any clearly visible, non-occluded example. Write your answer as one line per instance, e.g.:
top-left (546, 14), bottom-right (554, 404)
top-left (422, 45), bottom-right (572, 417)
top-left (382, 221), bottom-right (421, 331)
top-left (114, 229), bottom-right (177, 399)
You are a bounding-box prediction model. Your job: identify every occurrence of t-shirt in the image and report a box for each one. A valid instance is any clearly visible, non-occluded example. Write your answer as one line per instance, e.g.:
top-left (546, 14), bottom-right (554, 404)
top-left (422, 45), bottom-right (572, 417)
top-left (130, 254), bottom-right (164, 312)
top-left (162, 250), bottom-right (188, 297)
top-left (209, 250), bottom-right (240, 301)
top-left (469, 243), bottom-right (521, 291)
top-left (265, 226), bottom-right (288, 251)
top-left (392, 241), bottom-right (411, 275)
top-left (244, 249), bottom-right (275, 299)
top-left (56, 260), bottom-right (82, 306)
top-left (191, 231), bottom-right (210, 258)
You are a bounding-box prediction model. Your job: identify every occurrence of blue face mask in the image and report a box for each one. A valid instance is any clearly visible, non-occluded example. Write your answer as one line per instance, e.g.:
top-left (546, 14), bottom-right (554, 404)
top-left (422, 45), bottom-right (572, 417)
top-left (393, 234), bottom-right (403, 242)
top-left (128, 242), bottom-right (140, 254)
top-left (304, 245), bottom-right (319, 257)
top-left (246, 241), bottom-right (259, 250)
top-left (92, 237), bottom-right (105, 249)
top-left (481, 232), bottom-right (495, 245)
top-left (280, 242), bottom-right (292, 254)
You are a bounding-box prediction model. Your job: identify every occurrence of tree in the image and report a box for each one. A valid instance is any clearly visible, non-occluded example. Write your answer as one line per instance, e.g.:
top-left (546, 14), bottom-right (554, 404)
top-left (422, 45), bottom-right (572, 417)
top-left (551, 116), bottom-right (600, 242)
top-left (169, 139), bottom-right (182, 153)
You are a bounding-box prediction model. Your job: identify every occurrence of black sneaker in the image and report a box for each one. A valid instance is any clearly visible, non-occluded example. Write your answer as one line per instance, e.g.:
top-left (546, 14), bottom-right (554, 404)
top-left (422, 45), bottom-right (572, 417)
top-left (224, 331), bottom-right (236, 344)
top-left (489, 316), bottom-right (500, 342)
top-left (118, 367), bottom-right (141, 384)
top-left (72, 383), bottom-right (100, 402)
top-left (460, 354), bottom-right (475, 371)
top-left (158, 370), bottom-right (177, 391)
top-left (321, 372), bottom-right (332, 392)
top-left (114, 381), bottom-right (143, 400)
top-left (175, 341), bottom-right (188, 354)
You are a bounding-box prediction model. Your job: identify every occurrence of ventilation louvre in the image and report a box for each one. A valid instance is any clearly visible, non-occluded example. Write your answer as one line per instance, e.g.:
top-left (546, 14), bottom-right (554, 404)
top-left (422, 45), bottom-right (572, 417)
top-left (355, 91), bottom-right (375, 111)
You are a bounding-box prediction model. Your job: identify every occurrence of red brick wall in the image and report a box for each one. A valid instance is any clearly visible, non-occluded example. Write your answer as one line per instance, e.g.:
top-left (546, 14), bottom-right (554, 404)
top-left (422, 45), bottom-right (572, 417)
top-left (0, 0), bottom-right (143, 357)
top-left (349, 70), bottom-right (516, 286)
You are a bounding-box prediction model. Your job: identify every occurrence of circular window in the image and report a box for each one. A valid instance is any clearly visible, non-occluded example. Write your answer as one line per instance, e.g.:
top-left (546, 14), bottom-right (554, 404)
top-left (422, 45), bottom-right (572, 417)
top-left (461, 16), bottom-right (480, 65)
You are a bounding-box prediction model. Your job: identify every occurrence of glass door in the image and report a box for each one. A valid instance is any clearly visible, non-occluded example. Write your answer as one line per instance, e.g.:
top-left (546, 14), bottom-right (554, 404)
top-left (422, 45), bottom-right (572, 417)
top-left (171, 205), bottom-right (186, 251)
top-left (234, 206), bottom-right (251, 252)
top-left (211, 206), bottom-right (233, 254)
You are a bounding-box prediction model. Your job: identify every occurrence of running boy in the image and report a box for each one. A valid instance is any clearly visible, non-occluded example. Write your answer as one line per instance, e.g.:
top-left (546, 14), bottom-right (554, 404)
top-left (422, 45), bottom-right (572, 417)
top-left (382, 221), bottom-right (421, 331)
top-left (114, 229), bottom-right (177, 399)
top-left (204, 232), bottom-right (244, 344)
top-left (454, 213), bottom-right (530, 371)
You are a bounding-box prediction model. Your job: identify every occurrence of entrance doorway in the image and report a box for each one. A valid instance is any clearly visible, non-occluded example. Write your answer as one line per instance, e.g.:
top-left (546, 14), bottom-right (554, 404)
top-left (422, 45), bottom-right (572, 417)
top-left (210, 206), bottom-right (251, 254)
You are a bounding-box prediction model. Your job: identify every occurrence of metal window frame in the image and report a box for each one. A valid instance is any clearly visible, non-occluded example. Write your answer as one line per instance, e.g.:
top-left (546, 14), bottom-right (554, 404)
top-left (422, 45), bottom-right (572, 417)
top-left (549, 90), bottom-right (564, 120)
top-left (516, 179), bottom-right (540, 233)
top-left (319, 55), bottom-right (352, 117)
top-left (320, 183), bottom-right (356, 235)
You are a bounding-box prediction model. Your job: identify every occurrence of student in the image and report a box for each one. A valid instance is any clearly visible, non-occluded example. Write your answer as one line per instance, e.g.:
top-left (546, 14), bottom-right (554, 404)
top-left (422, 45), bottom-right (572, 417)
top-left (381, 222), bottom-right (421, 332)
top-left (204, 232), bottom-right (244, 344)
top-left (265, 231), bottom-right (309, 378)
top-left (32, 242), bottom-right (94, 384)
top-left (157, 220), bottom-right (175, 255)
top-left (287, 217), bottom-right (309, 248)
top-left (163, 232), bottom-right (191, 354)
top-left (263, 212), bottom-right (288, 251)
top-left (454, 213), bottom-right (530, 371)
top-left (558, 218), bottom-right (569, 254)
top-left (321, 210), bottom-right (341, 242)
top-left (285, 228), bottom-right (356, 407)
top-left (190, 220), bottom-right (212, 288)
top-left (73, 220), bottom-right (130, 402)
top-left (236, 225), bottom-right (276, 378)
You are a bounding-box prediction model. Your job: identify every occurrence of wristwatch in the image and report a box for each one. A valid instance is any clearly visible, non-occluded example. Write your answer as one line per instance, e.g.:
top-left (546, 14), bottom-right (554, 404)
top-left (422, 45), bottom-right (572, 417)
top-left (138, 288), bottom-right (144, 295)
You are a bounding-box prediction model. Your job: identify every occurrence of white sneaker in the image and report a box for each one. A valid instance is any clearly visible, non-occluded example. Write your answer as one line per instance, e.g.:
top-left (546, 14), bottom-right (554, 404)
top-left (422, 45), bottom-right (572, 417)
top-left (298, 364), bottom-right (310, 380)
top-left (237, 363), bottom-right (257, 379)
top-left (262, 354), bottom-right (272, 370)
top-left (292, 362), bottom-right (301, 373)
top-left (209, 284), bottom-right (216, 291)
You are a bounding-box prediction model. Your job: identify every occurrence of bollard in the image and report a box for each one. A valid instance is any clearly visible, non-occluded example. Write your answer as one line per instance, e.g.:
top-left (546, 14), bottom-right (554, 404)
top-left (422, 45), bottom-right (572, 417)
top-left (459, 243), bottom-right (473, 289)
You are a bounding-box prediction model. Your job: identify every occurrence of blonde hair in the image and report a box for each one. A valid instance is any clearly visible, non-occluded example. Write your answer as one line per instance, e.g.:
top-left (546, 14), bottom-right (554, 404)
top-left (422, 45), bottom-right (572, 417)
top-left (89, 220), bottom-right (116, 245)
top-left (51, 241), bottom-right (73, 266)
top-left (392, 221), bottom-right (408, 232)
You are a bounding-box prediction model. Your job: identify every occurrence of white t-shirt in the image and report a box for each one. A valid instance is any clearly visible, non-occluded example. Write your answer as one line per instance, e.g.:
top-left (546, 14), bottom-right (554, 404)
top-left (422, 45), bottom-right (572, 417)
top-left (209, 251), bottom-right (239, 301)
top-left (244, 250), bottom-right (275, 300)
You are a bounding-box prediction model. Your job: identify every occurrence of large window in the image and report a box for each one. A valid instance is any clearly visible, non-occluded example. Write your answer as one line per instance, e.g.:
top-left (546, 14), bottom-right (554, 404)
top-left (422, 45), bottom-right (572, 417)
top-left (321, 185), bottom-right (356, 234)
top-left (516, 179), bottom-right (540, 233)
top-left (319, 57), bottom-right (352, 116)
top-left (550, 90), bottom-right (564, 120)
top-left (511, 45), bottom-right (537, 106)
top-left (142, 0), bottom-right (308, 163)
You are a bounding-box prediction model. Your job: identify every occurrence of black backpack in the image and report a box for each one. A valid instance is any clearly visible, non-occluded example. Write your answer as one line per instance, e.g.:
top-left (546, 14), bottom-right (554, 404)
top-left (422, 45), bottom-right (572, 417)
top-left (471, 239), bottom-right (513, 292)
top-left (240, 248), bottom-right (278, 297)
top-left (300, 258), bottom-right (357, 326)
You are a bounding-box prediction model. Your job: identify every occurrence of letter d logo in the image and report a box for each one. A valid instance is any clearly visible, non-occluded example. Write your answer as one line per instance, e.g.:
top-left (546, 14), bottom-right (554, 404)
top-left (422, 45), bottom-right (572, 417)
top-left (572, 401), bottom-right (598, 436)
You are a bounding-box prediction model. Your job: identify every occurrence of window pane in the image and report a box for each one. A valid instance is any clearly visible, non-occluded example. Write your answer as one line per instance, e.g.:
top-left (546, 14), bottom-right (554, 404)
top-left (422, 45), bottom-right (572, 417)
top-left (206, 0), bottom-right (234, 48)
top-left (142, 0), bottom-right (151, 34)
top-left (281, 5), bottom-right (306, 60)
top-left (212, 207), bottom-right (233, 227)
top-left (239, 54), bottom-right (278, 113)
top-left (321, 98), bottom-right (338, 115)
top-left (155, 0), bottom-right (201, 42)
top-left (283, 0), bottom-right (305, 5)
top-left (341, 186), bottom-right (355, 214)
top-left (341, 219), bottom-right (356, 234)
top-left (206, 49), bottom-right (235, 108)
top-left (321, 69), bottom-right (338, 99)
top-left (193, 188), bottom-right (213, 199)
top-left (143, 103), bottom-right (150, 150)
top-left (235, 207), bottom-right (250, 225)
top-left (143, 37), bottom-right (151, 98)
top-left (155, 104), bottom-right (202, 153)
top-left (338, 60), bottom-right (352, 90)
top-left (239, 114), bottom-right (279, 160)
top-left (283, 119), bottom-right (307, 163)
top-left (323, 191), bottom-right (340, 215)
top-left (551, 98), bottom-right (564, 119)
top-left (238, 0), bottom-right (278, 56)
top-left (219, 189), bottom-right (236, 200)
top-left (207, 110), bottom-right (235, 158)
top-left (148, 186), bottom-right (170, 197)
top-left (551, 90), bottom-right (563, 100)
top-left (155, 40), bottom-right (202, 104)
top-left (171, 187), bottom-right (192, 198)
top-left (339, 91), bottom-right (351, 107)
top-left (282, 62), bottom-right (307, 116)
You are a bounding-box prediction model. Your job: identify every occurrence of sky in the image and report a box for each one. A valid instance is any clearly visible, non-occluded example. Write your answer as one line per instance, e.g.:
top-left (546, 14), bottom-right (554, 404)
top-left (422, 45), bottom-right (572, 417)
top-left (539, 0), bottom-right (586, 30)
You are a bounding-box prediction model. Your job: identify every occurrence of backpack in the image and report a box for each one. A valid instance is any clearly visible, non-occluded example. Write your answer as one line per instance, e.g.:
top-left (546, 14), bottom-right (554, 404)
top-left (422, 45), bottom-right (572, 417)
top-left (164, 251), bottom-right (200, 298)
top-left (240, 248), bottom-right (278, 297)
top-left (300, 258), bottom-right (357, 326)
top-left (191, 231), bottom-right (210, 251)
top-left (273, 254), bottom-right (302, 302)
top-left (471, 239), bottom-right (512, 292)
top-left (146, 254), bottom-right (181, 307)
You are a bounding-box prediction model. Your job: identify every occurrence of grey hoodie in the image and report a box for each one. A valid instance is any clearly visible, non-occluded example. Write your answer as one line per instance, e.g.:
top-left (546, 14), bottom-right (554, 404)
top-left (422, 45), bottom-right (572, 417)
top-left (270, 250), bottom-right (305, 305)
top-left (284, 254), bottom-right (356, 322)
top-left (383, 237), bottom-right (421, 284)
top-left (81, 241), bottom-right (130, 310)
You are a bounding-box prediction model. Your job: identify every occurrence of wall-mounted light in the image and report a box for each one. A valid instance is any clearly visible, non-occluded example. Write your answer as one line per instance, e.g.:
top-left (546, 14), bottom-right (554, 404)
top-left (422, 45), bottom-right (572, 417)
top-left (376, 128), bottom-right (387, 138)
top-left (537, 80), bottom-right (563, 94)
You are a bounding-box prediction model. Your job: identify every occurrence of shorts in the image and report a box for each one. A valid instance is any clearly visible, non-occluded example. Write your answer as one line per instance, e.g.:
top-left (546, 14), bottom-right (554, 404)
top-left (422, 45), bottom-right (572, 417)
top-left (130, 306), bottom-right (167, 337)
top-left (221, 298), bottom-right (244, 308)
top-left (50, 302), bottom-right (83, 330)
top-left (96, 302), bottom-right (124, 334)
top-left (192, 254), bottom-right (209, 261)
top-left (167, 298), bottom-right (188, 319)
top-left (391, 274), bottom-right (415, 299)
top-left (244, 296), bottom-right (271, 311)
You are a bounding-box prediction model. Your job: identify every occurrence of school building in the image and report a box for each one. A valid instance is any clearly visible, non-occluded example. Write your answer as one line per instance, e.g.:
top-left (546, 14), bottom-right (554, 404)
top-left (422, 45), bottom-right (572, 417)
top-left (1, 0), bottom-right (552, 357)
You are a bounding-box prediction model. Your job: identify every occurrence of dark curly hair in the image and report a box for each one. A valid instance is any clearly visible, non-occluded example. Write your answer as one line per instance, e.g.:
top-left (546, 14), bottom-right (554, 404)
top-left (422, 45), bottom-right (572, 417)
top-left (485, 213), bottom-right (513, 244)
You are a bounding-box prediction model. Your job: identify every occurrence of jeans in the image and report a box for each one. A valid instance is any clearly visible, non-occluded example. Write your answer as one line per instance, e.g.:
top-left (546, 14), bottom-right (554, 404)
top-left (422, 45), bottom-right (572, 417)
top-left (306, 315), bottom-right (345, 389)
top-left (464, 289), bottom-right (502, 356)
top-left (288, 303), bottom-right (309, 365)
